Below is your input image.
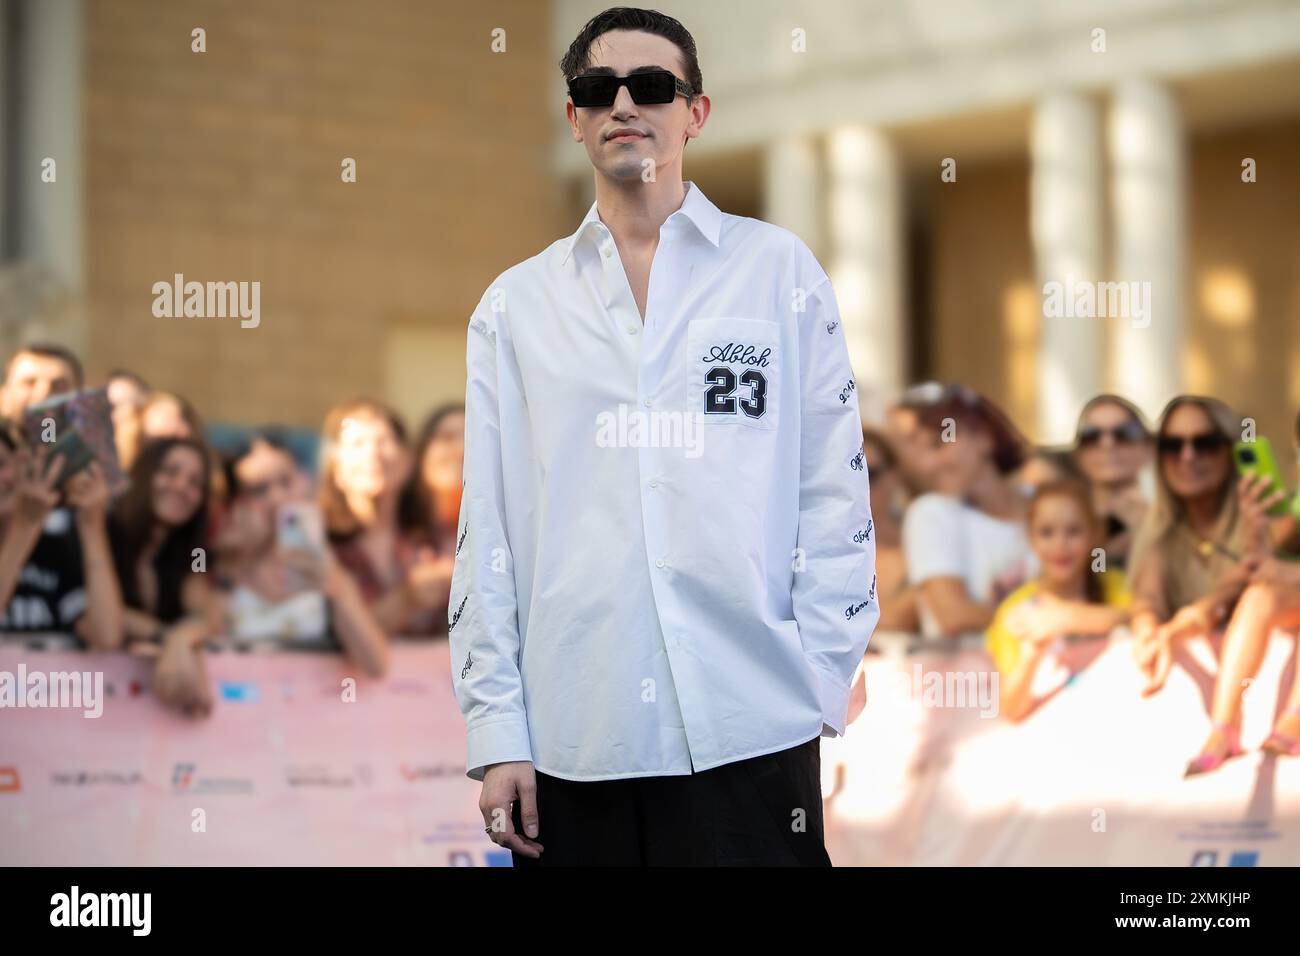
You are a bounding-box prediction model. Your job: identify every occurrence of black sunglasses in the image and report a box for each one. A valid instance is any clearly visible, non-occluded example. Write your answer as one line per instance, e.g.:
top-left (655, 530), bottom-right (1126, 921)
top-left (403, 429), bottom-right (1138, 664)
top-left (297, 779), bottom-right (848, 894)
top-left (567, 70), bottom-right (693, 108)
top-left (1156, 432), bottom-right (1229, 457)
top-left (1077, 421), bottom-right (1147, 448)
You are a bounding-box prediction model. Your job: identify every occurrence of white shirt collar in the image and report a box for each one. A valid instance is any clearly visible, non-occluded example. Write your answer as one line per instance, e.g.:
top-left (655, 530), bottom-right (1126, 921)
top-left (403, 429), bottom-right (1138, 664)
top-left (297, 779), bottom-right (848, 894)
top-left (559, 180), bottom-right (722, 265)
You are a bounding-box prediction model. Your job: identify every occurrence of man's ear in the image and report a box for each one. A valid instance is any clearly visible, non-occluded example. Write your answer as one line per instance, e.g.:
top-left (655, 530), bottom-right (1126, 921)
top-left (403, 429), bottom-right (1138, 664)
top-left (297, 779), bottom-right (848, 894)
top-left (565, 100), bottom-right (583, 143)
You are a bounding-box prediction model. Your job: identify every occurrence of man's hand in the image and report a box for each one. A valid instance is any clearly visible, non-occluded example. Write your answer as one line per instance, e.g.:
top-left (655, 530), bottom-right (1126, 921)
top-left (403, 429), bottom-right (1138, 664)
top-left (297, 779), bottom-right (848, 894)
top-left (480, 761), bottom-right (543, 859)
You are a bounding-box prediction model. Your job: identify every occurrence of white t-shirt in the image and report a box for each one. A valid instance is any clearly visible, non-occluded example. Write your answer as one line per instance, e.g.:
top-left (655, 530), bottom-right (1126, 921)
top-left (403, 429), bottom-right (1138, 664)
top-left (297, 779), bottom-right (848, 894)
top-left (902, 492), bottom-right (1037, 639)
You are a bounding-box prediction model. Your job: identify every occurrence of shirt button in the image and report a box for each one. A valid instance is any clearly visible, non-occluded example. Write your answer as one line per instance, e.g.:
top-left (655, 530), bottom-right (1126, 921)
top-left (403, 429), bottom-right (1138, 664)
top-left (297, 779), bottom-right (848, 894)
top-left (627, 326), bottom-right (638, 335)
top-left (648, 479), bottom-right (658, 489)
top-left (643, 399), bottom-right (652, 407)
top-left (602, 244), bottom-right (614, 258)
top-left (655, 558), bottom-right (666, 569)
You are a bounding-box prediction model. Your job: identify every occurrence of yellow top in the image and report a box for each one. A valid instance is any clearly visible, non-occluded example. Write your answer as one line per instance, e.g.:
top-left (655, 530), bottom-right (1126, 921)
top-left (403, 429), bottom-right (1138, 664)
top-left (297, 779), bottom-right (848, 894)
top-left (985, 571), bottom-right (1131, 676)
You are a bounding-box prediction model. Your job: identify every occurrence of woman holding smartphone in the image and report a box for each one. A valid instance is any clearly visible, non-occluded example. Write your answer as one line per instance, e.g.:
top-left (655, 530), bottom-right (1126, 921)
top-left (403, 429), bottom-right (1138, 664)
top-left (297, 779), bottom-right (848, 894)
top-left (1127, 397), bottom-right (1272, 703)
top-left (215, 430), bottom-right (389, 676)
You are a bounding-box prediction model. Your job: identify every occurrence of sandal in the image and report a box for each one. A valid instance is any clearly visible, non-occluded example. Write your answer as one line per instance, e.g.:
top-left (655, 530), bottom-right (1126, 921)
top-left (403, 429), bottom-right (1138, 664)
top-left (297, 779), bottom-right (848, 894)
top-left (1261, 707), bottom-right (1300, 758)
top-left (1184, 722), bottom-right (1243, 777)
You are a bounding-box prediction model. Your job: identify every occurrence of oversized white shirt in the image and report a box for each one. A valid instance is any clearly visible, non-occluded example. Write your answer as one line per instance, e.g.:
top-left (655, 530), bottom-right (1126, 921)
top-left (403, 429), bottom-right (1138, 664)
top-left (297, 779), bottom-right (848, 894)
top-left (449, 181), bottom-right (878, 782)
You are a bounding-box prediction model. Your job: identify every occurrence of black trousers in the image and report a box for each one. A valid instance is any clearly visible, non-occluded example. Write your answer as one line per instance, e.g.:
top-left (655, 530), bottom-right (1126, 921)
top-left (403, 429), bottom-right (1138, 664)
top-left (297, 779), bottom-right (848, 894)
top-left (509, 735), bottom-right (831, 866)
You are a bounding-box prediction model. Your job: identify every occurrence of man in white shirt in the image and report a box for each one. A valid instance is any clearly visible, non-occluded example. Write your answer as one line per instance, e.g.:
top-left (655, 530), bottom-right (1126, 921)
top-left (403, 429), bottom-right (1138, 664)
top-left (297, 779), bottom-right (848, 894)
top-left (450, 6), bottom-right (878, 866)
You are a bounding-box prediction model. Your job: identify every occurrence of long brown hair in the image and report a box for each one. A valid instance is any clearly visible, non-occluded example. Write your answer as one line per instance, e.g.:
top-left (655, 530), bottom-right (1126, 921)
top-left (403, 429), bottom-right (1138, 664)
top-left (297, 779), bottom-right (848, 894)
top-left (1028, 479), bottom-right (1105, 603)
top-left (109, 437), bottom-right (212, 622)
top-left (317, 398), bottom-right (409, 541)
top-left (399, 402), bottom-right (465, 543)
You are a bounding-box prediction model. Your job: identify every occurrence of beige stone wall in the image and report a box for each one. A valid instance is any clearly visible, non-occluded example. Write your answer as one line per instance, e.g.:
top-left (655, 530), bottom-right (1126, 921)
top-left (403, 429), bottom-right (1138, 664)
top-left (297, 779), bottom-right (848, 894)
top-left (1186, 118), bottom-right (1300, 452)
top-left (922, 114), bottom-right (1300, 450)
top-left (83, 0), bottom-right (566, 431)
top-left (923, 157), bottom-right (1039, 439)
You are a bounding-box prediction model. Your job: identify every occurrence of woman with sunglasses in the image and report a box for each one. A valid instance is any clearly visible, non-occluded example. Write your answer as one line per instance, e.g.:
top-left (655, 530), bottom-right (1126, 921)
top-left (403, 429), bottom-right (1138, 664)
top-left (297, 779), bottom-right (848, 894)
top-left (1184, 408), bottom-right (1300, 774)
top-left (1071, 394), bottom-right (1153, 570)
top-left (1127, 396), bottom-right (1273, 699)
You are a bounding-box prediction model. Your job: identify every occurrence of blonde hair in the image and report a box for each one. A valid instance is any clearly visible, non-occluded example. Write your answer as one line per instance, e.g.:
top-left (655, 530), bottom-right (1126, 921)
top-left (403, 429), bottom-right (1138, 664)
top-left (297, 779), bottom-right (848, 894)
top-left (1127, 395), bottom-right (1243, 617)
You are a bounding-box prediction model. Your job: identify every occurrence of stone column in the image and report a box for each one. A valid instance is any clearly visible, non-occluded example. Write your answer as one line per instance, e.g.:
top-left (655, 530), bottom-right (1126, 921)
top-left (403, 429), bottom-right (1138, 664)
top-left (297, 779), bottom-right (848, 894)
top-left (1030, 91), bottom-right (1105, 444)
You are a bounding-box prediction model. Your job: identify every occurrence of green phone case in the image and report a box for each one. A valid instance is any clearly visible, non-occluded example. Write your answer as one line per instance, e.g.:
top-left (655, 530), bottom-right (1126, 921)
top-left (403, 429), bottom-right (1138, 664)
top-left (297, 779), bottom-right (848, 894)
top-left (1234, 438), bottom-right (1291, 517)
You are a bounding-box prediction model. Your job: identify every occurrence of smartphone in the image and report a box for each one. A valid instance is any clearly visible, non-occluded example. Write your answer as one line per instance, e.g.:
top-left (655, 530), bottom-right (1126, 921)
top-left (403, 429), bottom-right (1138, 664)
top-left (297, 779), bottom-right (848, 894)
top-left (1234, 438), bottom-right (1292, 517)
top-left (21, 388), bottom-right (125, 493)
top-left (276, 503), bottom-right (325, 557)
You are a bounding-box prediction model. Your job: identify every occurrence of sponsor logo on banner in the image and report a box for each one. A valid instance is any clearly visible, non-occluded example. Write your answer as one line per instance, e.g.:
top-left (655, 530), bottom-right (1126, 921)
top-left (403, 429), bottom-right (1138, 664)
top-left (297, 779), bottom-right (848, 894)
top-left (52, 770), bottom-right (144, 787)
top-left (170, 762), bottom-right (253, 794)
top-left (0, 766), bottom-right (20, 792)
top-left (399, 762), bottom-right (459, 782)
top-left (1228, 850), bottom-right (1259, 867)
top-left (285, 764), bottom-right (373, 788)
top-left (1190, 850), bottom-right (1218, 866)
top-left (219, 681), bottom-right (260, 702)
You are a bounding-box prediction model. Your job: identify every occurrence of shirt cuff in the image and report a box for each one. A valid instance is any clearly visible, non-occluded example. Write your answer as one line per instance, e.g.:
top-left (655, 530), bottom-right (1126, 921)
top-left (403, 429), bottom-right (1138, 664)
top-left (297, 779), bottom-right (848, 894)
top-left (811, 663), bottom-right (852, 739)
top-left (465, 715), bottom-right (534, 782)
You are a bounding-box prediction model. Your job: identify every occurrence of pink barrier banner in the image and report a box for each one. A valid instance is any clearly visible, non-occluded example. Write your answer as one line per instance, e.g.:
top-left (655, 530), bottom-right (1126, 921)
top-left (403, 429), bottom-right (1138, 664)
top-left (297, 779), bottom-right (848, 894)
top-left (825, 634), bottom-right (1300, 866)
top-left (4, 633), bottom-right (1298, 866)
top-left (0, 642), bottom-right (505, 866)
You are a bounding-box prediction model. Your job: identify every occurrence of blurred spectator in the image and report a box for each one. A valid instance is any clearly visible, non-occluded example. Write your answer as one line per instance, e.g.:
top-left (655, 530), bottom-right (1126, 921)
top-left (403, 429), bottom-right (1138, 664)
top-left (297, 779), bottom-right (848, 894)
top-left (1185, 407), bottom-right (1300, 775)
top-left (1128, 396), bottom-right (1263, 697)
top-left (397, 403), bottom-right (464, 636)
top-left (105, 369), bottom-right (150, 473)
top-left (319, 399), bottom-right (446, 636)
top-left (0, 343), bottom-right (83, 420)
top-left (133, 390), bottom-right (203, 449)
top-left (1071, 394), bottom-right (1152, 570)
top-left (885, 381), bottom-right (946, 497)
top-left (861, 425), bottom-right (917, 633)
top-left (402, 403), bottom-right (465, 552)
top-left (985, 480), bottom-right (1130, 722)
top-left (902, 385), bottom-right (1034, 638)
top-left (0, 421), bottom-right (124, 649)
top-left (1015, 446), bottom-right (1082, 489)
top-left (215, 429), bottom-right (389, 676)
top-left (109, 437), bottom-right (219, 718)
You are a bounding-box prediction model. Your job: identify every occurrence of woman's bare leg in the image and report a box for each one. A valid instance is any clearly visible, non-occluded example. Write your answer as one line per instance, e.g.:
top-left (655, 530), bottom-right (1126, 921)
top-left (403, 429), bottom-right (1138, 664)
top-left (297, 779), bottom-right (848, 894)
top-left (1192, 584), bottom-right (1283, 762)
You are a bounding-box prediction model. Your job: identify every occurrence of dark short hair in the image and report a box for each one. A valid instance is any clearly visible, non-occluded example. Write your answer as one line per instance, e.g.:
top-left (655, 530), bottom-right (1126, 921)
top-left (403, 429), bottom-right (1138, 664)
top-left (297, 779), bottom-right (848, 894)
top-left (913, 385), bottom-right (1029, 475)
top-left (5, 343), bottom-right (84, 388)
top-left (559, 6), bottom-right (702, 97)
top-left (223, 426), bottom-right (297, 497)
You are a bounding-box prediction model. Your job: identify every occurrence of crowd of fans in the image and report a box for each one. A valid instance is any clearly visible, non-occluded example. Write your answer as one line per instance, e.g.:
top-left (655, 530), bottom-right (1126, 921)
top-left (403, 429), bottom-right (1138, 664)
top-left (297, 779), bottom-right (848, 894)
top-left (4, 341), bottom-right (1300, 778)
top-left (871, 381), bottom-right (1300, 774)
top-left (0, 343), bottom-right (463, 718)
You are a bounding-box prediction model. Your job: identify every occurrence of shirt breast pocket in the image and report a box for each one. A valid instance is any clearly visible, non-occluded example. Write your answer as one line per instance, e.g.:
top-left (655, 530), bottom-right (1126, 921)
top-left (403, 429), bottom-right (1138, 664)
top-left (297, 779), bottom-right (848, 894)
top-left (686, 317), bottom-right (780, 431)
